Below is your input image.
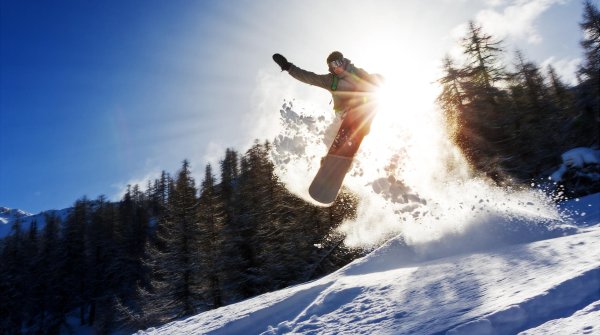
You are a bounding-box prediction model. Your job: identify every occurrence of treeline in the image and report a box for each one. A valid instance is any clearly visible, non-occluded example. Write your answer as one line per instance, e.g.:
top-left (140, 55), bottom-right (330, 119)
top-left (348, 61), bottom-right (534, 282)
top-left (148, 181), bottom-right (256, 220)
top-left (0, 142), bottom-right (361, 334)
top-left (437, 1), bottom-right (599, 183)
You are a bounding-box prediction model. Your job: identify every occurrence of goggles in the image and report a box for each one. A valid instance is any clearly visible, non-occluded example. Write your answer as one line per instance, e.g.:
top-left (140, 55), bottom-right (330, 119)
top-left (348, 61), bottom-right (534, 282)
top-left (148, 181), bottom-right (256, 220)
top-left (329, 59), bottom-right (344, 69)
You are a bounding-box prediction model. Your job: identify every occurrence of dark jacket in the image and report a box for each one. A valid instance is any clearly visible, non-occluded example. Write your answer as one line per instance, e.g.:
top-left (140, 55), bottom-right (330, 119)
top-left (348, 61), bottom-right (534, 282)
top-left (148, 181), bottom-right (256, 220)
top-left (288, 59), bottom-right (382, 114)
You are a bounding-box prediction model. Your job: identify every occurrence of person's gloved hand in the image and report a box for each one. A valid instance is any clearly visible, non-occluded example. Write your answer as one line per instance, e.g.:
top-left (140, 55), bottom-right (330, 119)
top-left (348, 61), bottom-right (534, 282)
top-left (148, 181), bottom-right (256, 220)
top-left (273, 53), bottom-right (291, 71)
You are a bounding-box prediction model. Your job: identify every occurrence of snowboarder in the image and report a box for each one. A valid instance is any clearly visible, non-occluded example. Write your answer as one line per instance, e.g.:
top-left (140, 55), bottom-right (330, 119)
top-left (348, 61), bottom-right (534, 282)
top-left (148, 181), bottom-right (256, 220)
top-left (272, 51), bottom-right (383, 148)
top-left (272, 51), bottom-right (383, 204)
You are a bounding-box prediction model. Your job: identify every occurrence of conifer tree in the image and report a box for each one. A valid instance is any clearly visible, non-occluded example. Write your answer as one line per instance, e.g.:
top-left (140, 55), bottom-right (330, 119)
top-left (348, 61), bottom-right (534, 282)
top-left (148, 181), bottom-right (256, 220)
top-left (148, 171), bottom-right (171, 218)
top-left (197, 164), bottom-right (225, 308)
top-left (37, 212), bottom-right (65, 333)
top-left (577, 0), bottom-right (600, 146)
top-left (510, 51), bottom-right (548, 112)
top-left (237, 141), bottom-right (292, 292)
top-left (546, 65), bottom-right (571, 107)
top-left (449, 22), bottom-right (509, 180)
top-left (233, 146), bottom-right (259, 295)
top-left (437, 55), bottom-right (466, 140)
top-left (16, 220), bottom-right (40, 331)
top-left (116, 185), bottom-right (150, 299)
top-left (220, 148), bottom-right (240, 200)
top-left (141, 160), bottom-right (202, 322)
top-left (242, 142), bottom-right (311, 290)
top-left (86, 196), bottom-right (119, 330)
top-left (216, 148), bottom-right (247, 303)
top-left (0, 219), bottom-right (26, 333)
top-left (127, 173), bottom-right (175, 330)
top-left (220, 152), bottom-right (257, 301)
top-left (461, 21), bottom-right (505, 93)
top-left (579, 0), bottom-right (600, 85)
top-left (61, 198), bottom-right (91, 325)
top-left (149, 171), bottom-right (173, 251)
top-left (504, 51), bottom-right (559, 176)
top-left (546, 65), bottom-right (579, 147)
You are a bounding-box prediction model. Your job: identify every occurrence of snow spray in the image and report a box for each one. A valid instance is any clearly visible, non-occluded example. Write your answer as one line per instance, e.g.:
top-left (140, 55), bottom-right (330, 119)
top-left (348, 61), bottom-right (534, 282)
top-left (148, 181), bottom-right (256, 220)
top-left (268, 80), bottom-right (574, 255)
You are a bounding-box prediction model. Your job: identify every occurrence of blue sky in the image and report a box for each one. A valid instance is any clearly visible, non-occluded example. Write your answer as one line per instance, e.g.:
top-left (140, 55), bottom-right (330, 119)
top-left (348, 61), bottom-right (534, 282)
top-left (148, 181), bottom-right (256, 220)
top-left (0, 0), bottom-right (587, 213)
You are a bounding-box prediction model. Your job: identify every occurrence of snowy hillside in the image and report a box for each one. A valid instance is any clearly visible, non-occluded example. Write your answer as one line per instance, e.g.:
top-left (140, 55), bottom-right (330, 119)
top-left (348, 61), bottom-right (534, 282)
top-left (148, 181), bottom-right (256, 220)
top-left (0, 207), bottom-right (70, 239)
top-left (138, 193), bottom-right (599, 335)
top-left (0, 207), bottom-right (32, 238)
top-left (0, 206), bottom-right (31, 225)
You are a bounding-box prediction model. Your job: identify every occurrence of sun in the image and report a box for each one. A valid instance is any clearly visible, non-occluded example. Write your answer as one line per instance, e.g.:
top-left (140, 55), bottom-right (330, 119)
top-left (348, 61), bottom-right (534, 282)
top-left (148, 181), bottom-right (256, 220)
top-left (350, 51), bottom-right (444, 186)
top-left (319, 22), bottom-right (445, 185)
top-left (349, 41), bottom-right (439, 136)
top-left (374, 78), bottom-right (408, 125)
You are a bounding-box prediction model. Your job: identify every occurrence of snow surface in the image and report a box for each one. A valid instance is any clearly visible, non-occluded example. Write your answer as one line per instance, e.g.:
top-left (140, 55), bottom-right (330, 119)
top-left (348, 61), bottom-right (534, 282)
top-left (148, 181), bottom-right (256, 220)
top-left (519, 300), bottom-right (600, 335)
top-left (137, 193), bottom-right (599, 335)
top-left (0, 207), bottom-right (70, 239)
top-left (550, 147), bottom-right (600, 182)
top-left (0, 206), bottom-right (31, 224)
top-left (0, 206), bottom-right (32, 237)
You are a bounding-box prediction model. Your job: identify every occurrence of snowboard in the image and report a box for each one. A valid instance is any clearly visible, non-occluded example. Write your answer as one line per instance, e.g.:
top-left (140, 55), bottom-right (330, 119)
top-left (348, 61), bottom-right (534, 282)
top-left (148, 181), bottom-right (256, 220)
top-left (309, 108), bottom-right (376, 205)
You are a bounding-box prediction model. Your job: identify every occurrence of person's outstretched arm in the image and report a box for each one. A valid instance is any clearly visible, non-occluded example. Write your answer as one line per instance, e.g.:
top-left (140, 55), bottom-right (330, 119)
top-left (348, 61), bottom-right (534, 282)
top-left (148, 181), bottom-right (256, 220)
top-left (273, 53), bottom-right (332, 90)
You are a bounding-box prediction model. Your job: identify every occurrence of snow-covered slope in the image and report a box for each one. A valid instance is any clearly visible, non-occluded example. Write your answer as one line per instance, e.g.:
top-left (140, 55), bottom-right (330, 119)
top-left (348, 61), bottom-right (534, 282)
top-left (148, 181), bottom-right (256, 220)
top-left (0, 206), bottom-right (33, 238)
top-left (137, 193), bottom-right (599, 335)
top-left (0, 206), bottom-right (32, 224)
top-left (0, 207), bottom-right (71, 239)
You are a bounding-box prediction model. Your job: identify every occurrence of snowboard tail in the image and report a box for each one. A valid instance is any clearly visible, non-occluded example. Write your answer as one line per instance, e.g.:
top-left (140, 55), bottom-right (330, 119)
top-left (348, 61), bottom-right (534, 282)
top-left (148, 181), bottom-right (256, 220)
top-left (309, 155), bottom-right (353, 205)
top-left (309, 108), bottom-right (376, 205)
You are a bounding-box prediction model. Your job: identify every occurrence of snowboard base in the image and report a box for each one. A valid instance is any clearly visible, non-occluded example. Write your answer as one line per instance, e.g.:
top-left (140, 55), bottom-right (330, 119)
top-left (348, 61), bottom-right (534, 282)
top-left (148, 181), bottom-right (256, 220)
top-left (309, 154), bottom-right (354, 205)
top-left (308, 107), bottom-right (376, 205)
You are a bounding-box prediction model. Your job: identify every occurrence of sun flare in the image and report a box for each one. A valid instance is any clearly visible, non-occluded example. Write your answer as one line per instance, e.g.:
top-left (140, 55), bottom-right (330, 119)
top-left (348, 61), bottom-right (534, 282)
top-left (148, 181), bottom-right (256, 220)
top-left (352, 57), bottom-right (448, 194)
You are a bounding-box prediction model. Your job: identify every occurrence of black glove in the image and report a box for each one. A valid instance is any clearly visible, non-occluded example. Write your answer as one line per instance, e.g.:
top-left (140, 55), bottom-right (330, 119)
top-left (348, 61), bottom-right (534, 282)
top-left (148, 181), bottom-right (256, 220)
top-left (273, 53), bottom-right (291, 71)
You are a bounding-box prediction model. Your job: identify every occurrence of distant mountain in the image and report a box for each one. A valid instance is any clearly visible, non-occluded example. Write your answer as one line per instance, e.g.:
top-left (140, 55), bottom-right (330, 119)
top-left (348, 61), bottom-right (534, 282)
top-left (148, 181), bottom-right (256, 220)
top-left (0, 207), bottom-right (32, 224)
top-left (0, 206), bottom-right (71, 239)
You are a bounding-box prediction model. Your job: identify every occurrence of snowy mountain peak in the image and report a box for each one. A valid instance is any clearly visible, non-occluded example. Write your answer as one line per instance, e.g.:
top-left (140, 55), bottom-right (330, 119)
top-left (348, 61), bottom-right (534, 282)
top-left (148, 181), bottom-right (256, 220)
top-left (0, 206), bottom-right (32, 224)
top-left (0, 207), bottom-right (72, 240)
